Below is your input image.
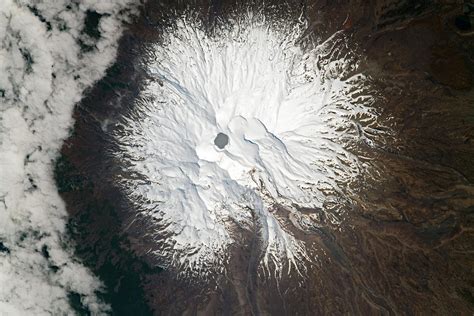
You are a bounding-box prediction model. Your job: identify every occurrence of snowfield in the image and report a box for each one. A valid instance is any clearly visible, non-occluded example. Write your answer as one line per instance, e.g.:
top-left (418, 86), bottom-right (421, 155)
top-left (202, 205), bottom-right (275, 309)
top-left (115, 15), bottom-right (380, 278)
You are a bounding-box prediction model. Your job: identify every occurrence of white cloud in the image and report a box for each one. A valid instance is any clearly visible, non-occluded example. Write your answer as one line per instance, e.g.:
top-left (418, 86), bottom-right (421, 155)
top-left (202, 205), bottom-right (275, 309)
top-left (0, 0), bottom-right (138, 314)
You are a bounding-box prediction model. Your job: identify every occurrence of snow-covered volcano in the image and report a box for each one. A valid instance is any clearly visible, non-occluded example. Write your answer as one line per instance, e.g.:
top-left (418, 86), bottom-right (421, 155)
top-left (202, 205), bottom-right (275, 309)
top-left (114, 15), bottom-right (378, 277)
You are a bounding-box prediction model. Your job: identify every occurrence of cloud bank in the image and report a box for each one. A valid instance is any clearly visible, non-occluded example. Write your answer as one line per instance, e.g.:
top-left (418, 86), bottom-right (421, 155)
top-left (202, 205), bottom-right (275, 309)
top-left (0, 0), bottom-right (137, 313)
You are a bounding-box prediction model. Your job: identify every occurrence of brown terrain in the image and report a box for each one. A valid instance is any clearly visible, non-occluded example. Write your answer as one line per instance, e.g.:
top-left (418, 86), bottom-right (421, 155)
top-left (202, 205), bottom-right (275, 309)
top-left (57, 0), bottom-right (474, 315)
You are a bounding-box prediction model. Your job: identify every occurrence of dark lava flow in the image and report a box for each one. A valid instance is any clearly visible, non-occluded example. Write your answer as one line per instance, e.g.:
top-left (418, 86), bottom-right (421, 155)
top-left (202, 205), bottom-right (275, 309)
top-left (56, 0), bottom-right (474, 314)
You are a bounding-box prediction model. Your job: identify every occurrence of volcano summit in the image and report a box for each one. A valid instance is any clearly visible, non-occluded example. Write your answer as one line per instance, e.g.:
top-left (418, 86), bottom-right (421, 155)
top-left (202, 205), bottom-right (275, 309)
top-left (113, 14), bottom-right (380, 278)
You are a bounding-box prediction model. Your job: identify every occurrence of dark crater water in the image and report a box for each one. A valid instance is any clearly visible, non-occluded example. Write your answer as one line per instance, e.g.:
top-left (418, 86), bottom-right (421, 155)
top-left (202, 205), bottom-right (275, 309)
top-left (214, 132), bottom-right (229, 149)
top-left (56, 0), bottom-right (474, 314)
